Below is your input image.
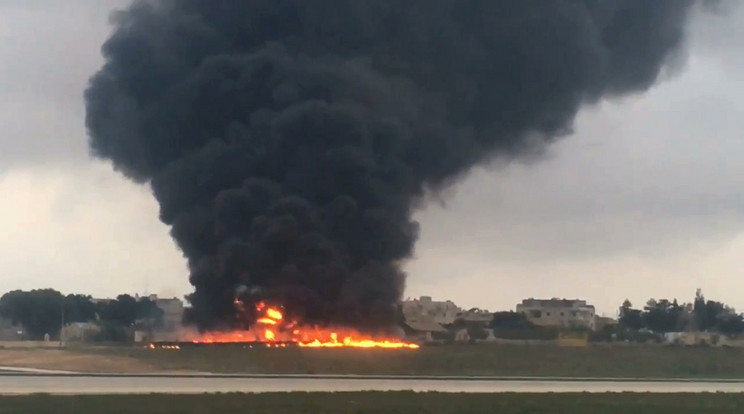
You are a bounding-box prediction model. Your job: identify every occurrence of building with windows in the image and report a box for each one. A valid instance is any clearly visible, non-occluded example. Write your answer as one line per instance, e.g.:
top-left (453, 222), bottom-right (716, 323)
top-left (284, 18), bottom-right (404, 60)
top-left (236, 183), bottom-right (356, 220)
top-left (401, 296), bottom-right (462, 326)
top-left (148, 295), bottom-right (185, 332)
top-left (516, 298), bottom-right (596, 330)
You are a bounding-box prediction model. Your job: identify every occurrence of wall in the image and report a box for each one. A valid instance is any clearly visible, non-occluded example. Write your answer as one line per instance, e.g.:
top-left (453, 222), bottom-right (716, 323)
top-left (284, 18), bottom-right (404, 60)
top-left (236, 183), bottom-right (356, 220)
top-left (664, 332), bottom-right (744, 347)
top-left (517, 299), bottom-right (596, 330)
top-left (0, 341), bottom-right (63, 349)
top-left (0, 318), bottom-right (21, 341)
top-left (61, 323), bottom-right (101, 342)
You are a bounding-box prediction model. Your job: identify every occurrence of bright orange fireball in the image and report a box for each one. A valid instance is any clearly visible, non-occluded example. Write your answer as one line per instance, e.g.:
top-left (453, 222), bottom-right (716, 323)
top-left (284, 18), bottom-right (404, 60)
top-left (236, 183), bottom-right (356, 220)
top-left (192, 302), bottom-right (419, 349)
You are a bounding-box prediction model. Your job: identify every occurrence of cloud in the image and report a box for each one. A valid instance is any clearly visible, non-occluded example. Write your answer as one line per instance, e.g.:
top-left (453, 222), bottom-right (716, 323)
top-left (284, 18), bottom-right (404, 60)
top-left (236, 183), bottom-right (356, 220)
top-left (410, 57), bottom-right (744, 262)
top-left (405, 7), bottom-right (744, 313)
top-left (0, 0), bottom-right (130, 168)
top-left (0, 162), bottom-right (189, 297)
top-left (689, 1), bottom-right (744, 78)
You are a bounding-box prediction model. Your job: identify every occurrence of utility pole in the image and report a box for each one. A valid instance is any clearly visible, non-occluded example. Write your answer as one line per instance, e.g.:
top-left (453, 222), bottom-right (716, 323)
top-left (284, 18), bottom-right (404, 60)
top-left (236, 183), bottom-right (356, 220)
top-left (60, 296), bottom-right (65, 347)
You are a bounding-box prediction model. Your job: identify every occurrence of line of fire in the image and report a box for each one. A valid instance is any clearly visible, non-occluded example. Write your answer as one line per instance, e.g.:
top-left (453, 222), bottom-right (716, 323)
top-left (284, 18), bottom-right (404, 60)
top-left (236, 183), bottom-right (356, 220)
top-left (148, 300), bottom-right (419, 350)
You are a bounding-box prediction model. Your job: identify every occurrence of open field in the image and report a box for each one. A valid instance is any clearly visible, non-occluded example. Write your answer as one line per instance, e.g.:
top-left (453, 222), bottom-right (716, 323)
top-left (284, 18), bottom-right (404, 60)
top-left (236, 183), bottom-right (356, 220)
top-left (0, 349), bottom-right (159, 373)
top-left (5, 344), bottom-right (744, 378)
top-left (79, 344), bottom-right (744, 378)
top-left (2, 392), bottom-right (744, 414)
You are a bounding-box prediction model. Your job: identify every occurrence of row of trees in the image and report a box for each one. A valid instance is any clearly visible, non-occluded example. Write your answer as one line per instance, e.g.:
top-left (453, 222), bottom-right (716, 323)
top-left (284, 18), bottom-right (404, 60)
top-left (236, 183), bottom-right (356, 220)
top-left (618, 290), bottom-right (744, 335)
top-left (0, 289), bottom-right (164, 340)
top-left (441, 289), bottom-right (744, 343)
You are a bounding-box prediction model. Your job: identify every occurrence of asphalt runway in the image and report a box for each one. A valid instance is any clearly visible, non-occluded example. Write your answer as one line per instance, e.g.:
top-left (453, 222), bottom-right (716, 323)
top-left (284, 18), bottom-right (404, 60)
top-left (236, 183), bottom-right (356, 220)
top-left (3, 374), bottom-right (744, 395)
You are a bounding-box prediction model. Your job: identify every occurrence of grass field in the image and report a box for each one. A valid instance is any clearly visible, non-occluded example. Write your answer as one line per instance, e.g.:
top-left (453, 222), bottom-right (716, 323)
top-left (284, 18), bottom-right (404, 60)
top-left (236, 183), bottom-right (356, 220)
top-left (1, 392), bottom-right (744, 414)
top-left (6, 344), bottom-right (744, 378)
top-left (69, 343), bottom-right (744, 378)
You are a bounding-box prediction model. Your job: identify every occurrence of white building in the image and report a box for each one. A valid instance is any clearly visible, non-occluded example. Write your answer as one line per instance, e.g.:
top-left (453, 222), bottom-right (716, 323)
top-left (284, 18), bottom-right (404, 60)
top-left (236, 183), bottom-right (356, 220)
top-left (149, 295), bottom-right (184, 331)
top-left (402, 296), bottom-right (462, 325)
top-left (517, 298), bottom-right (596, 330)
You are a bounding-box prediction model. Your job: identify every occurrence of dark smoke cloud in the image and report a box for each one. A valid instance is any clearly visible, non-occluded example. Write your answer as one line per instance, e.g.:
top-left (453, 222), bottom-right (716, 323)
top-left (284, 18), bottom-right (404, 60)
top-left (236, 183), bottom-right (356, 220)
top-left (86, 0), bottom-right (703, 331)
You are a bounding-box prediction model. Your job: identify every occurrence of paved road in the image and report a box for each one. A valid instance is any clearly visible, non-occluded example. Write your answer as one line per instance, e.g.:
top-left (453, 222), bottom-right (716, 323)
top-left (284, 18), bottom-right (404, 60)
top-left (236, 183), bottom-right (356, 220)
top-left (4, 374), bottom-right (744, 394)
top-left (0, 366), bottom-right (77, 374)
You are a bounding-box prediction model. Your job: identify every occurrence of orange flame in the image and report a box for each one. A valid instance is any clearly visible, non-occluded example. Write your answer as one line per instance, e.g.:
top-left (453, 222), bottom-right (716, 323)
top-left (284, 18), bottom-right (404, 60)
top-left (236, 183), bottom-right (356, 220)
top-left (266, 308), bottom-right (283, 320)
top-left (256, 318), bottom-right (278, 325)
top-left (265, 329), bottom-right (276, 341)
top-left (190, 302), bottom-right (419, 349)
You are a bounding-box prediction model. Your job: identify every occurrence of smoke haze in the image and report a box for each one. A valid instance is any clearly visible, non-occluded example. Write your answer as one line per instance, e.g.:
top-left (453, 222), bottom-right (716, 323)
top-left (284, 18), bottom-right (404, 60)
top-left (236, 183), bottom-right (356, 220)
top-left (86, 0), bottom-right (706, 331)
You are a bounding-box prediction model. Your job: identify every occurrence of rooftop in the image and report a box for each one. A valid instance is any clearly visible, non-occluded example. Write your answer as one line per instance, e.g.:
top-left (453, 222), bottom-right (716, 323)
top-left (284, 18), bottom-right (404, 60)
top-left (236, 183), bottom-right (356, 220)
top-left (519, 298), bottom-right (595, 309)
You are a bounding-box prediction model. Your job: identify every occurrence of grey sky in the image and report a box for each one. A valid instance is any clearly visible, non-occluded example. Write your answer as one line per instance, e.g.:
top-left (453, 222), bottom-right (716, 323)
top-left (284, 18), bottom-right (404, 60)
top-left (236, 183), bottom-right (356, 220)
top-left (0, 2), bottom-right (741, 316)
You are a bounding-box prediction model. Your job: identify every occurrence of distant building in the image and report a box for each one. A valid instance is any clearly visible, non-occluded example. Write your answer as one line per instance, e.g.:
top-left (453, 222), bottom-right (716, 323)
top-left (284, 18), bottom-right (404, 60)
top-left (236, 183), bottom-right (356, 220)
top-left (134, 330), bottom-right (154, 343)
top-left (517, 298), bottom-right (596, 330)
top-left (91, 297), bottom-right (113, 304)
top-left (149, 295), bottom-right (185, 332)
top-left (0, 317), bottom-right (22, 341)
top-left (402, 320), bottom-right (448, 342)
top-left (664, 332), bottom-right (725, 347)
top-left (457, 308), bottom-right (494, 325)
top-left (454, 328), bottom-right (470, 342)
top-left (61, 322), bottom-right (101, 342)
top-left (402, 296), bottom-right (462, 325)
top-left (594, 316), bottom-right (619, 331)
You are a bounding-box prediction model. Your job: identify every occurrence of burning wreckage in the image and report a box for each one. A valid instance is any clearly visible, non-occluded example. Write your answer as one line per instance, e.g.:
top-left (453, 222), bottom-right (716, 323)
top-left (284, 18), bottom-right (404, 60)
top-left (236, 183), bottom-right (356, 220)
top-left (86, 0), bottom-right (710, 350)
top-left (150, 299), bottom-right (419, 350)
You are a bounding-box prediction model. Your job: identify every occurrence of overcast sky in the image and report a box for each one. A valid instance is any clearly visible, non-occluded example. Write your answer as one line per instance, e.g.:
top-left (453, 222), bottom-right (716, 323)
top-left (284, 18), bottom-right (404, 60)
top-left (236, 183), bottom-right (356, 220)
top-left (0, 1), bottom-right (742, 316)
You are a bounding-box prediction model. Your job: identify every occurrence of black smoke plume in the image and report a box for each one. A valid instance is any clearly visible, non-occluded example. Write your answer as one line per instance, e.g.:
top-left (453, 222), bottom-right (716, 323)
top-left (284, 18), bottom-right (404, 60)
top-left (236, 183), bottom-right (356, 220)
top-left (86, 0), bottom-right (703, 331)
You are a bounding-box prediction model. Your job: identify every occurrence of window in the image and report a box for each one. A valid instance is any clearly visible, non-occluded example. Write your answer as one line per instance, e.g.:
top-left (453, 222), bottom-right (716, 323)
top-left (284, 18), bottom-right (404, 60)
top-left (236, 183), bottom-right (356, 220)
top-left (546, 312), bottom-right (551, 316)
top-left (560, 312), bottom-right (565, 317)
top-left (530, 310), bottom-right (542, 318)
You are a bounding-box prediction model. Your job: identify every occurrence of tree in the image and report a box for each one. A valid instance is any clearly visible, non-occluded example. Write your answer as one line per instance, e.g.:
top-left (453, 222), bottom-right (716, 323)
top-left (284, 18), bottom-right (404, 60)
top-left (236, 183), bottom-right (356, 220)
top-left (98, 295), bottom-right (137, 326)
top-left (97, 295), bottom-right (163, 328)
top-left (466, 324), bottom-right (489, 341)
top-left (0, 289), bottom-right (170, 343)
top-left (0, 290), bottom-right (104, 340)
top-left (694, 289), bottom-right (709, 331)
top-left (0, 289), bottom-right (64, 340)
top-left (642, 298), bottom-right (685, 333)
top-left (693, 290), bottom-right (730, 332)
top-left (135, 297), bottom-right (165, 329)
top-left (615, 292), bottom-right (744, 337)
top-left (716, 313), bottom-right (744, 336)
top-left (64, 294), bottom-right (97, 324)
top-left (490, 312), bottom-right (533, 330)
top-left (619, 302), bottom-right (643, 331)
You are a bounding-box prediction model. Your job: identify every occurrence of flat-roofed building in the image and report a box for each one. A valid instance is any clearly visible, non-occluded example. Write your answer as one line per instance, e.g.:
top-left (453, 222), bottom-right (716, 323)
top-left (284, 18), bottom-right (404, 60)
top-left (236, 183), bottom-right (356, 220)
top-left (401, 296), bottom-right (462, 326)
top-left (517, 298), bottom-right (596, 330)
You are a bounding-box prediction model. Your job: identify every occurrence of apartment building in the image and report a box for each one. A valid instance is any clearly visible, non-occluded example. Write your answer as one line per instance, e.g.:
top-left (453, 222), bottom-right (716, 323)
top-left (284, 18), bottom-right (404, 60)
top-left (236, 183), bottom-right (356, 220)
top-left (517, 298), bottom-right (596, 330)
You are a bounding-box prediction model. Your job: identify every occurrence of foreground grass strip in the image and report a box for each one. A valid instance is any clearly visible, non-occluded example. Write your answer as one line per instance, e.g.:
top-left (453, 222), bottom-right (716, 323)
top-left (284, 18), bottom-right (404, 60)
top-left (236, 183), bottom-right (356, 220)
top-left (2, 392), bottom-right (744, 414)
top-left (73, 344), bottom-right (744, 378)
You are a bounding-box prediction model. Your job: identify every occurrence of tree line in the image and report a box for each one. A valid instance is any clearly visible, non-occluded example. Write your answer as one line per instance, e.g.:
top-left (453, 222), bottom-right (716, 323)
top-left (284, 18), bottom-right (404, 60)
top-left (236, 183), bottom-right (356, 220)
top-left (616, 289), bottom-right (744, 336)
top-left (0, 289), bottom-right (164, 341)
top-left (429, 289), bottom-right (744, 344)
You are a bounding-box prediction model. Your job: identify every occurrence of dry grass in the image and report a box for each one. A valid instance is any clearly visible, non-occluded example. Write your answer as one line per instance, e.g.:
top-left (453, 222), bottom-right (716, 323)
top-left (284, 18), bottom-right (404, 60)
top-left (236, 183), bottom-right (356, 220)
top-left (0, 348), bottom-right (156, 373)
top-left (4, 343), bottom-right (744, 378)
top-left (68, 343), bottom-right (744, 378)
top-left (2, 392), bottom-right (744, 414)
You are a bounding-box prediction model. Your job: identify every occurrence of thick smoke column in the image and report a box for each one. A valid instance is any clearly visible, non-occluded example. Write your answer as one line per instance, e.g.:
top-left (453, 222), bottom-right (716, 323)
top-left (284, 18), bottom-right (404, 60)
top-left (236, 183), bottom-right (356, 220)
top-left (86, 0), bottom-right (702, 331)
